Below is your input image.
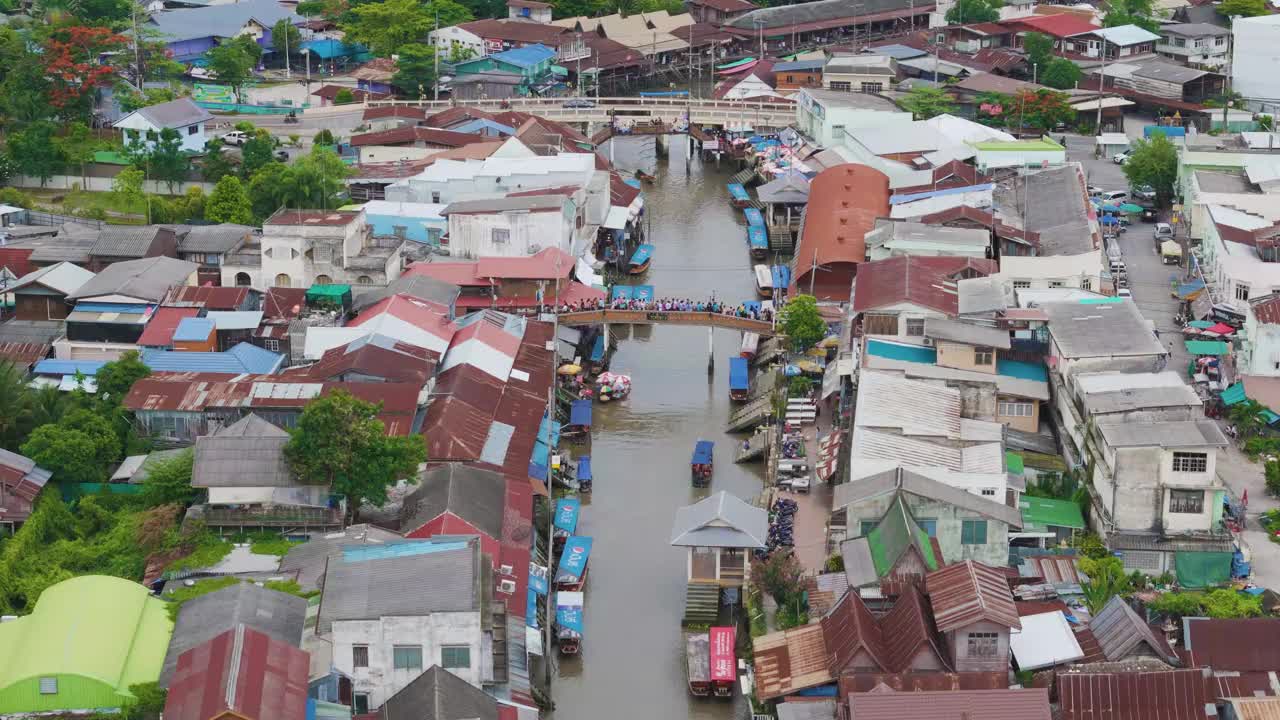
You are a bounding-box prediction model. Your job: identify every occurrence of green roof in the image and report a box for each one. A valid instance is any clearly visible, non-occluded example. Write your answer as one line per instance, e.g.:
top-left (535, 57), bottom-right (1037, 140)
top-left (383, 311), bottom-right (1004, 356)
top-left (973, 138), bottom-right (1065, 151)
top-left (1018, 496), bottom-right (1086, 533)
top-left (1185, 340), bottom-right (1230, 355)
top-left (1005, 451), bottom-right (1025, 474)
top-left (0, 576), bottom-right (174, 714)
top-left (306, 283), bottom-right (352, 298)
top-left (1221, 382), bottom-right (1247, 406)
top-left (866, 494), bottom-right (938, 576)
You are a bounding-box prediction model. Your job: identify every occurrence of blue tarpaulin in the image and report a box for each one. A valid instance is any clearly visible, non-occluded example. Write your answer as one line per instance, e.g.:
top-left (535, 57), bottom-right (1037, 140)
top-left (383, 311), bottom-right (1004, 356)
top-left (530, 412), bottom-right (560, 476)
top-left (729, 357), bottom-right (749, 391)
top-left (771, 265), bottom-right (791, 290)
top-left (555, 499), bottom-right (580, 534)
top-left (728, 183), bottom-right (750, 201)
top-left (630, 244), bottom-right (654, 267)
top-left (556, 537), bottom-right (593, 583)
top-left (569, 399), bottom-right (593, 427)
top-left (591, 334), bottom-right (605, 362)
top-left (526, 589), bottom-right (539, 626)
top-left (576, 456), bottom-right (592, 481)
top-left (1100, 215), bottom-right (1119, 226)
top-left (744, 207), bottom-right (764, 227)
top-left (1177, 278), bottom-right (1207, 300)
top-left (528, 462), bottom-right (548, 481)
top-left (692, 440), bottom-right (714, 465)
top-left (748, 226), bottom-right (768, 251)
top-left (529, 566), bottom-right (549, 596)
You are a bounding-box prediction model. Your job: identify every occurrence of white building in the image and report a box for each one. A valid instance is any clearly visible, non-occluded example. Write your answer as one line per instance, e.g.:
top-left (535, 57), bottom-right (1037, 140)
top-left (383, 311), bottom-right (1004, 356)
top-left (864, 220), bottom-right (991, 261)
top-left (113, 98), bottom-right (214, 154)
top-left (428, 25), bottom-right (485, 59)
top-left (221, 209), bottom-right (403, 290)
top-left (997, 251), bottom-right (1109, 294)
top-left (1042, 299), bottom-right (1168, 377)
top-left (443, 194), bottom-right (579, 258)
top-left (1157, 23), bottom-right (1231, 68)
top-left (794, 88), bottom-right (910, 149)
top-left (1232, 14), bottom-right (1280, 112)
top-left (319, 540), bottom-right (488, 713)
top-left (1242, 293), bottom-right (1280, 377)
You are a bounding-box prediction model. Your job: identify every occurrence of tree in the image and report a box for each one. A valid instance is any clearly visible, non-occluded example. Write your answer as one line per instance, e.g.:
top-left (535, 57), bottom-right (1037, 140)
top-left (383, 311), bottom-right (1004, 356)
top-left (20, 424), bottom-right (104, 484)
top-left (0, 360), bottom-right (32, 452)
top-left (7, 122), bottom-right (65, 185)
top-left (1147, 592), bottom-right (1204, 618)
top-left (247, 161), bottom-right (288, 221)
top-left (118, 86), bottom-right (178, 115)
top-left (1202, 588), bottom-right (1263, 617)
top-left (448, 43), bottom-right (476, 64)
top-left (41, 27), bottom-right (129, 121)
top-left (1024, 31), bottom-right (1054, 70)
top-left (111, 168), bottom-right (148, 216)
top-left (1040, 57), bottom-right (1083, 90)
top-left (342, 0), bottom-right (436, 56)
top-left (314, 129), bottom-right (336, 146)
top-left (95, 350), bottom-right (152, 405)
top-left (779, 294), bottom-right (827, 351)
top-left (1228, 399), bottom-right (1267, 438)
top-left (1079, 555), bottom-right (1129, 614)
top-left (1011, 88), bottom-right (1075, 132)
top-left (272, 18), bottom-right (302, 62)
top-left (56, 122), bottom-right (100, 186)
top-left (898, 86), bottom-right (957, 120)
top-left (750, 551), bottom-right (803, 603)
top-left (199, 139), bottom-right (236, 183)
top-left (279, 146), bottom-right (352, 209)
top-left (392, 45), bottom-right (437, 98)
top-left (1122, 131), bottom-right (1179, 204)
top-left (334, 88), bottom-right (355, 105)
top-left (206, 37), bottom-right (259, 103)
top-left (59, 408), bottom-right (122, 469)
top-left (147, 127), bottom-right (192, 193)
top-left (284, 389), bottom-right (426, 514)
top-left (946, 0), bottom-right (1002, 23)
top-left (206, 175), bottom-right (255, 224)
top-left (240, 130), bottom-right (278, 178)
top-left (140, 450), bottom-right (198, 508)
top-left (1218, 0), bottom-right (1267, 18)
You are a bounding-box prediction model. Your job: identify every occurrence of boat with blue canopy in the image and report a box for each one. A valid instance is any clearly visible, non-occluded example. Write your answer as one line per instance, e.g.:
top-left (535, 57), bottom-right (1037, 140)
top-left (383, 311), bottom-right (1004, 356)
top-left (556, 536), bottom-right (593, 591)
top-left (744, 207), bottom-right (764, 228)
top-left (576, 455), bottom-right (593, 493)
top-left (748, 226), bottom-right (768, 260)
top-left (691, 440), bottom-right (714, 487)
top-left (556, 591), bottom-right (584, 654)
top-left (727, 183), bottom-right (751, 208)
top-left (771, 265), bottom-right (791, 293)
top-left (553, 498), bottom-right (580, 552)
top-left (565, 398), bottom-right (592, 440)
top-left (629, 244), bottom-right (654, 274)
top-left (729, 357), bottom-right (749, 401)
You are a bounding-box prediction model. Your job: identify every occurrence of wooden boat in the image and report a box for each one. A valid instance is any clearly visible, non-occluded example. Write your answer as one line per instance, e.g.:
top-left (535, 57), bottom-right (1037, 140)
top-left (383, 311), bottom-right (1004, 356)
top-left (556, 591), bottom-right (584, 654)
top-left (691, 440), bottom-right (714, 487)
top-left (555, 536), bottom-right (592, 592)
top-left (553, 498), bottom-right (579, 555)
top-left (635, 169), bottom-right (657, 183)
top-left (743, 207), bottom-right (765, 228)
top-left (717, 58), bottom-right (759, 75)
top-left (740, 332), bottom-right (759, 359)
top-left (727, 183), bottom-right (751, 208)
top-left (563, 399), bottom-right (593, 440)
top-left (754, 264), bottom-right (773, 298)
top-left (747, 225), bottom-right (768, 260)
top-left (576, 455), bottom-right (593, 493)
top-left (686, 632), bottom-right (711, 697)
top-left (629, 244), bottom-right (654, 275)
top-left (729, 357), bottom-right (749, 402)
top-left (710, 626), bottom-right (736, 698)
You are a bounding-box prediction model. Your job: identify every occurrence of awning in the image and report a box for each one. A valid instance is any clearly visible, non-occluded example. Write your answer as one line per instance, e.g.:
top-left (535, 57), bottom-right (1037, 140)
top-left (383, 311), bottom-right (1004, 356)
top-left (550, 65), bottom-right (569, 76)
top-left (604, 206), bottom-right (629, 230)
top-left (1175, 550), bottom-right (1231, 588)
top-left (1185, 340), bottom-right (1229, 355)
top-left (555, 537), bottom-right (592, 583)
top-left (1076, 98), bottom-right (1136, 112)
top-left (816, 432), bottom-right (842, 481)
top-left (569, 399), bottom-right (593, 427)
top-left (1221, 382), bottom-right (1247, 406)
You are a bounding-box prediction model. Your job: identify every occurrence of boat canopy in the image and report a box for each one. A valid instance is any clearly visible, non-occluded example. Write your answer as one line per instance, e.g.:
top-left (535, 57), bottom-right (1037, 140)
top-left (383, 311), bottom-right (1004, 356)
top-left (710, 626), bottom-right (736, 682)
top-left (569, 399), bottom-right (593, 427)
top-left (556, 536), bottom-right (593, 583)
top-left (554, 498), bottom-right (580, 535)
top-left (748, 226), bottom-right (768, 250)
top-left (630, 244), bottom-right (654, 266)
top-left (556, 591), bottom-right (584, 637)
top-left (727, 183), bottom-right (750, 201)
top-left (612, 284), bottom-right (655, 301)
top-left (741, 332), bottom-right (759, 355)
top-left (687, 633), bottom-right (711, 683)
top-left (591, 333), bottom-right (605, 362)
top-left (729, 357), bottom-right (749, 391)
top-left (691, 440), bottom-right (714, 465)
top-left (771, 264), bottom-right (791, 290)
top-left (576, 455), bottom-right (593, 481)
top-left (744, 207), bottom-right (764, 227)
top-left (754, 265), bottom-right (773, 290)
top-left (716, 56), bottom-right (755, 70)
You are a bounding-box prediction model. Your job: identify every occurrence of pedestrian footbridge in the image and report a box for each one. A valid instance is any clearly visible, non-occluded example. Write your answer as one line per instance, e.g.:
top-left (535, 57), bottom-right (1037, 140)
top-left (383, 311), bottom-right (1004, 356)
top-left (557, 309), bottom-right (776, 335)
top-left (362, 96), bottom-right (795, 130)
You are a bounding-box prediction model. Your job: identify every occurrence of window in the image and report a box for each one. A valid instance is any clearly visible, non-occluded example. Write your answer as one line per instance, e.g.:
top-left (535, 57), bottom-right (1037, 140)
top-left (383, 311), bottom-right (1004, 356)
top-left (1170, 489), bottom-right (1204, 514)
top-left (831, 124), bottom-right (845, 138)
top-left (980, 488), bottom-right (996, 497)
top-left (786, 74), bottom-right (795, 83)
top-left (974, 346), bottom-right (994, 365)
top-left (917, 519), bottom-right (937, 537)
top-left (1048, 280), bottom-right (1065, 288)
top-left (275, 273), bottom-right (291, 287)
top-left (432, 191), bottom-right (441, 203)
top-left (353, 694), bottom-right (370, 715)
top-left (38, 677), bottom-right (57, 694)
top-left (961, 520), bottom-right (987, 545)
top-left (1012, 280), bottom-right (1031, 289)
top-left (905, 318), bottom-right (925, 336)
top-left (860, 82), bottom-right (883, 93)
top-left (393, 646), bottom-right (423, 671)
top-left (966, 632), bottom-right (999, 657)
top-left (441, 645), bottom-right (471, 669)
top-left (859, 520), bottom-right (877, 536)
top-left (315, 274), bottom-right (332, 285)
top-left (829, 81), bottom-right (851, 91)
top-left (1172, 451), bottom-right (1208, 473)
top-left (1081, 278), bottom-right (1092, 291)
top-left (357, 275), bottom-right (373, 284)
top-left (999, 400), bottom-right (1034, 417)
top-left (264, 338), bottom-right (280, 352)
top-left (1237, 283), bottom-right (1251, 301)
top-left (188, 125), bottom-right (198, 135)
top-left (235, 272), bottom-right (252, 286)
top-left (352, 645), bottom-right (369, 668)
top-left (492, 228), bottom-right (511, 244)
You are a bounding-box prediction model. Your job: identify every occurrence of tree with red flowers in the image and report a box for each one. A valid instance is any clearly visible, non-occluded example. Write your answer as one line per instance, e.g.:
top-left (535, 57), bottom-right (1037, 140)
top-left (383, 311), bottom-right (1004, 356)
top-left (42, 26), bottom-right (128, 121)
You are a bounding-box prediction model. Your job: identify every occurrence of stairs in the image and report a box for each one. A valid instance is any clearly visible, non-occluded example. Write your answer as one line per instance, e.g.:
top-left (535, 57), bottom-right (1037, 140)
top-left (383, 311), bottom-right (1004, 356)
top-left (727, 396), bottom-right (775, 433)
top-left (729, 168), bottom-right (755, 186)
top-left (769, 225), bottom-right (794, 253)
top-left (683, 583), bottom-right (721, 626)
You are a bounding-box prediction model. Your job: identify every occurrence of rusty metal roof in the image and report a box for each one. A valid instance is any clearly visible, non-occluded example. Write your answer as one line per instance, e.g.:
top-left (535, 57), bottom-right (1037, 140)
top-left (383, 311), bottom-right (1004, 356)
top-left (1227, 698), bottom-right (1280, 720)
top-left (164, 624), bottom-right (309, 720)
top-left (880, 583), bottom-right (951, 672)
top-left (925, 561), bottom-right (1021, 632)
top-left (839, 671), bottom-right (1007, 694)
top-left (0, 341), bottom-right (50, 370)
top-left (821, 589), bottom-right (890, 673)
top-left (852, 255), bottom-right (997, 315)
top-left (1182, 618), bottom-right (1280, 671)
top-left (845, 688), bottom-right (1051, 720)
top-left (1058, 668), bottom-right (1213, 720)
top-left (1090, 595), bottom-right (1180, 666)
top-left (795, 164), bottom-right (890, 292)
top-left (753, 624), bottom-right (832, 700)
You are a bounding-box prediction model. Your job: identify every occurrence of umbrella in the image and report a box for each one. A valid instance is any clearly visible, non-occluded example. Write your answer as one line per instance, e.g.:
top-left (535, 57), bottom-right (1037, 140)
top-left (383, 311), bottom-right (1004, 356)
top-left (795, 360), bottom-right (823, 373)
top-left (819, 336), bottom-right (841, 348)
top-left (806, 347), bottom-right (828, 357)
top-left (1100, 215), bottom-right (1119, 226)
top-left (1119, 203), bottom-right (1144, 213)
top-left (558, 364), bottom-right (582, 375)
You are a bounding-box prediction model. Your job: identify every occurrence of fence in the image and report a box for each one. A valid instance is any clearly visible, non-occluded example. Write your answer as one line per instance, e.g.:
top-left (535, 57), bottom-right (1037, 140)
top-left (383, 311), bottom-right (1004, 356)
top-left (11, 173), bottom-right (216, 195)
top-left (25, 210), bottom-right (105, 230)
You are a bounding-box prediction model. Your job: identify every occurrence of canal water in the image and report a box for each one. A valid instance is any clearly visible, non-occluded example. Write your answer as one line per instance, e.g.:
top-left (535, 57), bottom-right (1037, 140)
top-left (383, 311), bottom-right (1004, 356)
top-left (551, 145), bottom-right (763, 720)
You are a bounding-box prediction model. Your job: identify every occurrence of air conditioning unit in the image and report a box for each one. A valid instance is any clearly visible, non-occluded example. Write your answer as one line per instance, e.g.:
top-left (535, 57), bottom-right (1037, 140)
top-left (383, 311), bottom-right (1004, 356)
top-left (527, 244), bottom-right (541, 254)
top-left (499, 564), bottom-right (514, 575)
top-left (498, 579), bottom-right (517, 594)
top-left (921, 337), bottom-right (934, 347)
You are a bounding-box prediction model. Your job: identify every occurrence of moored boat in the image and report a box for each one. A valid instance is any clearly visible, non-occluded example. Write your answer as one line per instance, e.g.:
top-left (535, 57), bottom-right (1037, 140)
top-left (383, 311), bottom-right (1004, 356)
top-left (727, 183), bottom-right (751, 208)
top-left (556, 591), bottom-right (584, 654)
top-left (564, 399), bottom-right (593, 440)
top-left (555, 535), bottom-right (593, 591)
top-left (553, 498), bottom-right (579, 554)
top-left (754, 264), bottom-right (773, 297)
top-left (728, 356), bottom-right (749, 401)
top-left (629, 244), bottom-right (654, 275)
top-left (691, 440), bottom-right (714, 487)
top-left (576, 455), bottom-right (593, 493)
top-left (740, 332), bottom-right (759, 359)
top-left (743, 207), bottom-right (764, 228)
top-left (686, 632), bottom-right (711, 697)
top-left (748, 225), bottom-right (768, 260)
top-left (710, 626), bottom-right (736, 698)
top-left (635, 170), bottom-right (657, 183)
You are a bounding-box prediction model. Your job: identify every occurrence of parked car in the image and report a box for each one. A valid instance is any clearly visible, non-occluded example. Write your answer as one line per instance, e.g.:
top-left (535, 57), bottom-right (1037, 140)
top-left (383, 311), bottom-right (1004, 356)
top-left (220, 130), bottom-right (252, 146)
top-left (1088, 185), bottom-right (1104, 197)
top-left (1133, 184), bottom-right (1157, 201)
top-left (1117, 287), bottom-right (1132, 298)
top-left (1113, 151), bottom-right (1130, 164)
top-left (1154, 222), bottom-right (1174, 239)
top-left (1139, 203), bottom-right (1158, 222)
top-left (1100, 190), bottom-right (1129, 203)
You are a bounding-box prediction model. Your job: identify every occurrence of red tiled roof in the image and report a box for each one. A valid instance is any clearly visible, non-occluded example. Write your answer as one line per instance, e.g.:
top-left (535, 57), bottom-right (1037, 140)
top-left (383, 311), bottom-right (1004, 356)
top-left (476, 248), bottom-right (575, 280)
top-left (925, 561), bottom-right (1021, 632)
top-left (845, 688), bottom-right (1051, 720)
top-left (795, 163), bottom-right (891, 293)
top-left (1182, 618), bottom-right (1280, 671)
top-left (1074, 626), bottom-right (1108, 664)
top-left (137, 306), bottom-right (201, 347)
top-left (349, 126), bottom-right (484, 148)
top-left (974, 48), bottom-right (1025, 72)
top-left (1003, 13), bottom-right (1099, 37)
top-left (166, 285), bottom-right (252, 310)
top-left (1058, 669), bottom-right (1212, 720)
top-left (263, 287), bottom-right (307, 320)
top-left (362, 106), bottom-right (427, 122)
top-left (821, 589), bottom-right (891, 672)
top-left (963, 21), bottom-right (1010, 34)
top-left (163, 625), bottom-right (309, 720)
top-left (1252, 295), bottom-right (1280, 325)
top-left (852, 255), bottom-right (998, 315)
top-left (406, 261), bottom-right (488, 287)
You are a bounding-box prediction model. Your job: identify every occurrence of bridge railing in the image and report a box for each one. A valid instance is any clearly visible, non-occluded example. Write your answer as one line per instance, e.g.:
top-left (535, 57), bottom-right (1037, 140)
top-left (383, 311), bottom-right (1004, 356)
top-left (364, 96), bottom-right (795, 113)
top-left (558, 309), bottom-right (775, 335)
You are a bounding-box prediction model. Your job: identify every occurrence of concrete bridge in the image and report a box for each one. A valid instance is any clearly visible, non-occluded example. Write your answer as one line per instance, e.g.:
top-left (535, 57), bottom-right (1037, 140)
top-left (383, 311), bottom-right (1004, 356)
top-left (558, 309), bottom-right (776, 335)
top-left (362, 96), bottom-right (795, 130)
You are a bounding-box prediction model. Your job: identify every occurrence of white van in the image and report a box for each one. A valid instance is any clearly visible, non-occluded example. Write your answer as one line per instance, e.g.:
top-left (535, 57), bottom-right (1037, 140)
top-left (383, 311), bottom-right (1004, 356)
top-left (1100, 190), bottom-right (1129, 202)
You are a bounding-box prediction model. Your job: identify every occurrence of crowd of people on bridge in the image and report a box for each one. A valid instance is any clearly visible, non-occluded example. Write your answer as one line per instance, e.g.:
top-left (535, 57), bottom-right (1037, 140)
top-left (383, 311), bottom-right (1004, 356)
top-left (555, 296), bottom-right (775, 322)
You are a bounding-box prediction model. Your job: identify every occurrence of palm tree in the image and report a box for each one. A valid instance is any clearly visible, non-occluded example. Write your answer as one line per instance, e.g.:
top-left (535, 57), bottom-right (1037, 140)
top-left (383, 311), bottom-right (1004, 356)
top-left (28, 385), bottom-right (68, 430)
top-left (0, 360), bottom-right (32, 451)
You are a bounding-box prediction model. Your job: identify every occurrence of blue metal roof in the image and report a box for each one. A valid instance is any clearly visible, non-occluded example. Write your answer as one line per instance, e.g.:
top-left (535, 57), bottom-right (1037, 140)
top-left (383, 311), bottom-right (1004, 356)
top-left (692, 440), bottom-right (714, 465)
top-left (554, 498), bottom-right (580, 534)
top-left (140, 342), bottom-right (284, 374)
top-left (576, 455), bottom-right (592, 481)
top-left (341, 540), bottom-right (469, 562)
top-left (997, 358), bottom-right (1048, 382)
top-left (774, 59), bottom-right (826, 71)
top-left (744, 207), bottom-right (764, 227)
top-left (555, 536), bottom-right (592, 582)
top-left (490, 43), bottom-right (555, 69)
top-left (729, 356), bottom-right (749, 390)
top-left (173, 316), bottom-right (215, 341)
top-left (771, 264), bottom-right (791, 290)
top-left (32, 359), bottom-right (107, 377)
top-left (569, 399), bottom-right (592, 427)
top-left (748, 226), bottom-right (768, 249)
top-left (629, 244), bottom-right (654, 266)
top-left (301, 38), bottom-right (367, 59)
top-left (889, 183), bottom-right (995, 205)
top-left (74, 302), bottom-right (153, 314)
top-left (450, 117), bottom-right (517, 136)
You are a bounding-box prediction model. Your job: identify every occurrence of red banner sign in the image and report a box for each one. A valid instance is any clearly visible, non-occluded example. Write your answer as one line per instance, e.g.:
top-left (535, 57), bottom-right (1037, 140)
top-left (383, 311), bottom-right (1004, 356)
top-left (709, 626), bottom-right (735, 682)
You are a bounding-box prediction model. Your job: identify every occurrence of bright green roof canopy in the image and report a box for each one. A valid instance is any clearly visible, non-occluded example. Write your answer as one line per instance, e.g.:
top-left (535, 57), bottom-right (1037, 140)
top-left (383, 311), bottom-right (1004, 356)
top-left (1018, 496), bottom-right (1086, 533)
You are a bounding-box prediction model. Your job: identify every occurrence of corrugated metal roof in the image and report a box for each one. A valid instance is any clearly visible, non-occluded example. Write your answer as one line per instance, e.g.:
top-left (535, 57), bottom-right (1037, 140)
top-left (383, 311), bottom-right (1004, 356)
top-left (172, 316), bottom-right (215, 342)
top-left (1058, 668), bottom-right (1212, 720)
top-left (821, 588), bottom-right (890, 673)
top-left (68, 256), bottom-right (198, 302)
top-left (1043, 300), bottom-right (1168, 360)
top-left (6, 261), bottom-right (95, 296)
top-left (795, 164), bottom-right (890, 292)
top-left (1009, 611), bottom-right (1084, 670)
top-left (845, 688), bottom-right (1050, 720)
top-left (141, 343), bottom-right (284, 375)
top-left (1227, 698), bottom-right (1280, 720)
top-left (1183, 618), bottom-right (1280, 671)
top-left (379, 665), bottom-right (501, 720)
top-left (852, 255), bottom-right (996, 314)
top-left (206, 310), bottom-right (264, 331)
top-left (855, 370), bottom-right (963, 438)
top-left (164, 624), bottom-right (309, 720)
top-left (1090, 595), bottom-right (1180, 665)
top-left (669, 491), bottom-right (768, 548)
top-left (924, 317), bottom-right (1011, 349)
top-left (925, 560), bottom-right (1021, 632)
top-left (138, 307), bottom-right (203, 346)
top-left (753, 624), bottom-right (831, 700)
top-left (1096, 420), bottom-right (1227, 449)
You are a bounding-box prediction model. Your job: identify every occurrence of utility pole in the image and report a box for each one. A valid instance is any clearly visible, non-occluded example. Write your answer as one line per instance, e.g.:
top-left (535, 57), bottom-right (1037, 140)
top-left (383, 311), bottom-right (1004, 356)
top-left (808, 251), bottom-right (817, 296)
top-left (132, 1), bottom-right (142, 87)
top-left (1096, 37), bottom-right (1107, 132)
top-left (284, 24), bottom-right (292, 80)
top-left (433, 8), bottom-right (441, 102)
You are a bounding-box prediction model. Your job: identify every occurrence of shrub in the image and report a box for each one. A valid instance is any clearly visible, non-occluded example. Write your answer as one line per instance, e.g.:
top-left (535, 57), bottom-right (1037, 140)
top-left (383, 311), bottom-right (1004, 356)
top-left (1147, 591), bottom-right (1203, 617)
